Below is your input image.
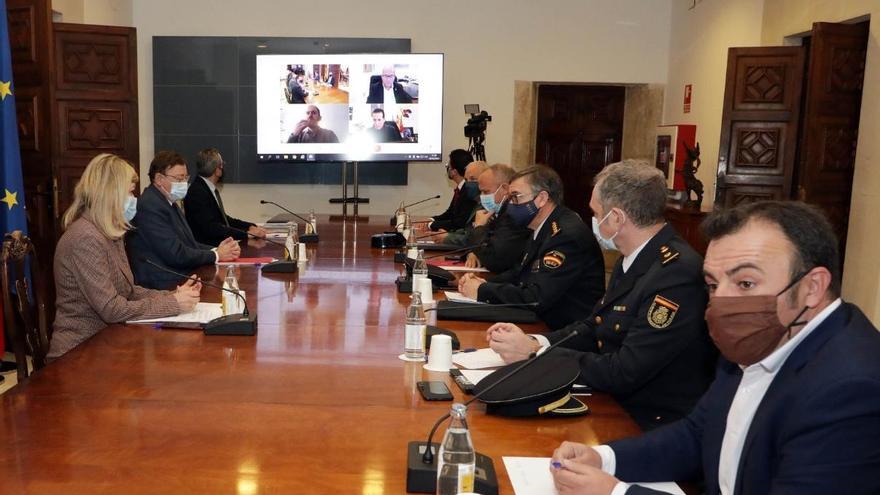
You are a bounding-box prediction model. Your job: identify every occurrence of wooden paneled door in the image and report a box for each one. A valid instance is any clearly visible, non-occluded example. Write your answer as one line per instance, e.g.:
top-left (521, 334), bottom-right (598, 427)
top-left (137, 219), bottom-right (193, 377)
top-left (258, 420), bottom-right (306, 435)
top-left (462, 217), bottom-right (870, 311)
top-left (795, 22), bottom-right (868, 262)
top-left (52, 23), bottom-right (139, 214)
top-left (715, 47), bottom-right (806, 207)
top-left (535, 85), bottom-right (624, 220)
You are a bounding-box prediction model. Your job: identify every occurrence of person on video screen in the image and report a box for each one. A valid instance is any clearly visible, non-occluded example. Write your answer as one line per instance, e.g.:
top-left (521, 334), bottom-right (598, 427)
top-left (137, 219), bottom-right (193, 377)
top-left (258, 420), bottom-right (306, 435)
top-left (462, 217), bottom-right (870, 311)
top-left (368, 108), bottom-right (402, 143)
top-left (287, 105), bottom-right (339, 143)
top-left (366, 66), bottom-right (413, 104)
top-left (286, 66), bottom-right (308, 104)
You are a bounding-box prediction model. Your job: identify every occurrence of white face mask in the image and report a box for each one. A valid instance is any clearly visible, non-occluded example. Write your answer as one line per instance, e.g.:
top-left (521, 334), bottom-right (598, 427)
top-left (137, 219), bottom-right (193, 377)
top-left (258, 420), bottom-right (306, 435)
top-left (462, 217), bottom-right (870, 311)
top-left (123, 196), bottom-right (137, 222)
top-left (168, 181), bottom-right (189, 201)
top-left (591, 210), bottom-right (620, 251)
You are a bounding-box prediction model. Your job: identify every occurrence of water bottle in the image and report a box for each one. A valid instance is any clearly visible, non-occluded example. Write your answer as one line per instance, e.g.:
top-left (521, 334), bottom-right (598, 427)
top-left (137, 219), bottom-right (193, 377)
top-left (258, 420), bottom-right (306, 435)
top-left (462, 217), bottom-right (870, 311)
top-left (436, 403), bottom-right (476, 495)
top-left (412, 249), bottom-right (428, 280)
top-left (308, 209), bottom-right (318, 235)
top-left (284, 224), bottom-right (299, 262)
top-left (404, 291), bottom-right (427, 360)
top-left (406, 227), bottom-right (419, 260)
top-left (222, 267), bottom-right (242, 315)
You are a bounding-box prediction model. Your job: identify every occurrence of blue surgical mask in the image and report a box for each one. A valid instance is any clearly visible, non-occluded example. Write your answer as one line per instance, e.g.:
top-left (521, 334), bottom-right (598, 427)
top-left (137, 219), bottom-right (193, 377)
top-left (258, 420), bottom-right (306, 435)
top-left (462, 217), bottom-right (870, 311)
top-left (479, 186), bottom-right (503, 214)
top-left (507, 200), bottom-right (540, 227)
top-left (592, 210), bottom-right (619, 251)
top-left (168, 181), bottom-right (189, 202)
top-left (123, 196), bottom-right (137, 222)
top-left (462, 180), bottom-right (480, 201)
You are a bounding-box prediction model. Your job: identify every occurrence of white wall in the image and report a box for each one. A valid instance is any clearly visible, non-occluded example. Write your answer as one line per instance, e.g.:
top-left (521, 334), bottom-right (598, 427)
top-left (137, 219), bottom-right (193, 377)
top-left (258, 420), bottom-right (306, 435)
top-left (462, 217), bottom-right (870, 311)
top-left (663, 0), bottom-right (766, 206)
top-left (131, 0), bottom-right (672, 221)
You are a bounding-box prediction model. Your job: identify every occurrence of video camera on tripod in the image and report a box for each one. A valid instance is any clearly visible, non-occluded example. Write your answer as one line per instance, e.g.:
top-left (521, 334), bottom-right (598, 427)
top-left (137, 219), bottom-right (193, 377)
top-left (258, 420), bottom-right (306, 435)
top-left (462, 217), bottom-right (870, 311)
top-left (464, 104), bottom-right (491, 161)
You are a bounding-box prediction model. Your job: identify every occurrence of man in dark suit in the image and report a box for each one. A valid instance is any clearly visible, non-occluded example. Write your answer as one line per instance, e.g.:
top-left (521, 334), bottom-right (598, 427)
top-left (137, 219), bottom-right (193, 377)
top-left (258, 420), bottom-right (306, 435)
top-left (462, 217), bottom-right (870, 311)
top-left (548, 201), bottom-right (880, 495)
top-left (285, 66), bottom-right (308, 104)
top-left (184, 148), bottom-right (268, 246)
top-left (428, 149), bottom-right (477, 232)
top-left (452, 163), bottom-right (532, 274)
top-left (487, 161), bottom-right (715, 429)
top-left (459, 165), bottom-right (605, 330)
top-left (365, 66), bottom-right (413, 104)
top-left (367, 108), bottom-right (402, 143)
top-left (127, 151), bottom-right (240, 290)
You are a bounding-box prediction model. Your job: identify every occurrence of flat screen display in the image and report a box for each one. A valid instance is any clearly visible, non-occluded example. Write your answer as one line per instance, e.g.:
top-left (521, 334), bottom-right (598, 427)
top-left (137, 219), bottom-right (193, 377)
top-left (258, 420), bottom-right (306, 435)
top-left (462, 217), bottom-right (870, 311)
top-left (256, 53), bottom-right (443, 163)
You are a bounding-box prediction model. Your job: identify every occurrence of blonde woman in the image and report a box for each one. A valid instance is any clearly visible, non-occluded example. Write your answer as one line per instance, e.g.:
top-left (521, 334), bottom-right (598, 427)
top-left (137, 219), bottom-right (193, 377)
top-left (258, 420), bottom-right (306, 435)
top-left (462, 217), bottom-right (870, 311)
top-left (49, 154), bottom-right (201, 360)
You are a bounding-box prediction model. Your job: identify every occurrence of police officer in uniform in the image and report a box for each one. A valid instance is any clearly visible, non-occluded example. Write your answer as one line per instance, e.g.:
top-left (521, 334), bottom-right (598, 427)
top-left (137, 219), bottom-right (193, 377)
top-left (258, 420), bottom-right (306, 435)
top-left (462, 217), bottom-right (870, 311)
top-left (486, 160), bottom-right (716, 430)
top-left (459, 165), bottom-right (605, 330)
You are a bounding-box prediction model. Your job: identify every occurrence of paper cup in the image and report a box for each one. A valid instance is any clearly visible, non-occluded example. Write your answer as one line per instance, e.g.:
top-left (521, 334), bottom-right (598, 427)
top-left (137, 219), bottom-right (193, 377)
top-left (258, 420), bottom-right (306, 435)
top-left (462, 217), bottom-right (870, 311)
top-left (424, 334), bottom-right (453, 372)
top-left (416, 276), bottom-right (434, 304)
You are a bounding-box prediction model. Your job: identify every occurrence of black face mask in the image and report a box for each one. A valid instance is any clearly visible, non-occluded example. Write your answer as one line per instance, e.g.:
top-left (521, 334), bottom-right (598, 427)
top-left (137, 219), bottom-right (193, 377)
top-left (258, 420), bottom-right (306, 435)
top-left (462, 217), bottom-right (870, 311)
top-left (506, 200), bottom-right (540, 227)
top-left (461, 181), bottom-right (480, 201)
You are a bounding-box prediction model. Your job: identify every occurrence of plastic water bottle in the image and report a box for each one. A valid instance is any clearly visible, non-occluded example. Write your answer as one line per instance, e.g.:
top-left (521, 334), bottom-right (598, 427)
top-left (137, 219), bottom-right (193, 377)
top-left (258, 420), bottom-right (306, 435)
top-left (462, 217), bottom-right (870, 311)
top-left (284, 224), bottom-right (299, 262)
top-left (404, 291), bottom-right (426, 359)
top-left (222, 268), bottom-right (242, 315)
top-left (307, 209), bottom-right (318, 235)
top-left (437, 403), bottom-right (476, 495)
top-left (412, 249), bottom-right (428, 280)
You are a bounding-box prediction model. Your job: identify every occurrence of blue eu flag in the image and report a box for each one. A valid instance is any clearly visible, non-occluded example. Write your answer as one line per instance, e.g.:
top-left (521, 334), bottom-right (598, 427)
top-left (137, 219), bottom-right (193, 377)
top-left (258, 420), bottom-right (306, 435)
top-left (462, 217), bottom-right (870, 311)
top-left (0, 0), bottom-right (28, 237)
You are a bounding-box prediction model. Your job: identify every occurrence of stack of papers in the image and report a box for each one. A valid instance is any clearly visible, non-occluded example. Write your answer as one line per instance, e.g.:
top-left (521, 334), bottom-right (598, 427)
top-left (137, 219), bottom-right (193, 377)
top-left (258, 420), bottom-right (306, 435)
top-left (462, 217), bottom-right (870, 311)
top-left (451, 348), bottom-right (506, 369)
top-left (127, 303), bottom-right (223, 328)
top-left (443, 291), bottom-right (483, 304)
top-left (503, 457), bottom-right (685, 495)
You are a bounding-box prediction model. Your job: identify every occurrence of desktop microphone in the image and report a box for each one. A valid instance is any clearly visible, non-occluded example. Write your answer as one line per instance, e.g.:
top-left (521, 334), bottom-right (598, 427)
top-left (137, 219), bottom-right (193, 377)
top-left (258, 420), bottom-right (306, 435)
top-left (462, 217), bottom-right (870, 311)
top-left (423, 302), bottom-right (539, 312)
top-left (389, 194), bottom-right (441, 226)
top-left (227, 226), bottom-right (298, 274)
top-left (139, 258), bottom-right (257, 336)
top-left (406, 326), bottom-right (584, 494)
top-left (260, 199), bottom-right (319, 243)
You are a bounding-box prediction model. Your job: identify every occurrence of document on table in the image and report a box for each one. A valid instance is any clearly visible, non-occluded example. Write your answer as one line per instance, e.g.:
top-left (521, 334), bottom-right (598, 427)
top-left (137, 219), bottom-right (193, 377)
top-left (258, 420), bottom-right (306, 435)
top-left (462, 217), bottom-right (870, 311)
top-left (503, 457), bottom-right (685, 495)
top-left (127, 303), bottom-right (223, 326)
top-left (217, 257), bottom-right (276, 265)
top-left (443, 291), bottom-right (484, 304)
top-left (452, 348), bottom-right (506, 369)
top-left (442, 266), bottom-right (490, 273)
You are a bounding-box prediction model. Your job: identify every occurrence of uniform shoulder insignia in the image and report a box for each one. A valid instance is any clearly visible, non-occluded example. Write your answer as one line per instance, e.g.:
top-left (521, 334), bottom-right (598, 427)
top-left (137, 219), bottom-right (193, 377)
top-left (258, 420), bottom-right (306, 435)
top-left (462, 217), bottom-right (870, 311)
top-left (660, 244), bottom-right (680, 265)
top-left (647, 295), bottom-right (679, 329)
top-left (551, 221), bottom-right (561, 237)
top-left (542, 250), bottom-right (566, 269)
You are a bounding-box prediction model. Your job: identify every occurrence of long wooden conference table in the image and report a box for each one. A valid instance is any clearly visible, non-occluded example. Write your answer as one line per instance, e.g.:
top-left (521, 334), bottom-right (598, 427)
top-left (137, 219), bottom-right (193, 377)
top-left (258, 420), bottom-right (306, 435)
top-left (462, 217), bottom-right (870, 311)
top-left (1, 215), bottom-right (644, 494)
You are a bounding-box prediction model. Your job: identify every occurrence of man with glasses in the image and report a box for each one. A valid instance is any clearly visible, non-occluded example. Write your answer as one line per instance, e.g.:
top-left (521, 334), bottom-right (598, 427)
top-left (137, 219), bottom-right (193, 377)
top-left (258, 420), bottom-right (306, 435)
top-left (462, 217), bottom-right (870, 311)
top-left (458, 165), bottom-right (605, 329)
top-left (128, 151), bottom-right (241, 290)
top-left (427, 149), bottom-right (477, 232)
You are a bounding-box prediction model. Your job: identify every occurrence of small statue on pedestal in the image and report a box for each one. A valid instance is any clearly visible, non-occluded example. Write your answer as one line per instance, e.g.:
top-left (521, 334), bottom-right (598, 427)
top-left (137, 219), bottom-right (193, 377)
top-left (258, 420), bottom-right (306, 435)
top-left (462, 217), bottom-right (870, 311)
top-left (681, 141), bottom-right (704, 210)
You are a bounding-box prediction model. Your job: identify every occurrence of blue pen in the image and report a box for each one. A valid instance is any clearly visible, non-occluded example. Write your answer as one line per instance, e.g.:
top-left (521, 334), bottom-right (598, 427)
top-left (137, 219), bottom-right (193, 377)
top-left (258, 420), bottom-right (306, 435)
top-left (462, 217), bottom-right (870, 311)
top-left (550, 460), bottom-right (563, 470)
top-left (454, 348), bottom-right (478, 354)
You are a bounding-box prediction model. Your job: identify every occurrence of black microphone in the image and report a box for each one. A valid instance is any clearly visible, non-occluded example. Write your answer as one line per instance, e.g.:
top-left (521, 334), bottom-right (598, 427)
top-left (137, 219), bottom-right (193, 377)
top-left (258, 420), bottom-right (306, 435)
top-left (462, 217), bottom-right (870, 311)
top-left (260, 200), bottom-right (319, 243)
top-left (226, 226), bottom-right (299, 274)
top-left (139, 258), bottom-right (257, 336)
top-left (390, 195), bottom-right (441, 226)
top-left (423, 302), bottom-right (539, 312)
top-left (406, 327), bottom-right (584, 492)
top-left (423, 241), bottom-right (486, 259)
top-left (416, 231), bottom-right (446, 240)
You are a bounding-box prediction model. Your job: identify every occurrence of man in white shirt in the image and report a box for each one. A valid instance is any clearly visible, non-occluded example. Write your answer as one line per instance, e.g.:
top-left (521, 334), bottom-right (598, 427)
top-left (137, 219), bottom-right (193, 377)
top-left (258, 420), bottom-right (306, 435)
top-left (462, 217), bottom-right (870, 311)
top-left (549, 200), bottom-right (880, 495)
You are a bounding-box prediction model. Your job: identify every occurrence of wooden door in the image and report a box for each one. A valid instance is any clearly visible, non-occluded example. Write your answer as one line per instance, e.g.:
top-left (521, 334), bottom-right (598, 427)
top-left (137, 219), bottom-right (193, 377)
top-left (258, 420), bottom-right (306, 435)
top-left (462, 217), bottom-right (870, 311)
top-left (52, 23), bottom-right (139, 214)
top-left (715, 47), bottom-right (806, 207)
top-left (796, 22), bottom-right (868, 262)
top-left (535, 85), bottom-right (624, 220)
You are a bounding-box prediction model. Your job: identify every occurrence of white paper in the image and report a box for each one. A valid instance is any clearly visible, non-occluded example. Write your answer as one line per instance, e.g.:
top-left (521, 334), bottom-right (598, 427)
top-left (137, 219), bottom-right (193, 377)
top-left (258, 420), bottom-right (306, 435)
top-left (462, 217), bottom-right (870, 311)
top-left (127, 303), bottom-right (223, 325)
top-left (443, 291), bottom-right (483, 304)
top-left (451, 348), bottom-right (506, 369)
top-left (459, 369), bottom-right (495, 385)
top-left (217, 259), bottom-right (277, 266)
top-left (441, 266), bottom-right (490, 273)
top-left (503, 457), bottom-right (685, 495)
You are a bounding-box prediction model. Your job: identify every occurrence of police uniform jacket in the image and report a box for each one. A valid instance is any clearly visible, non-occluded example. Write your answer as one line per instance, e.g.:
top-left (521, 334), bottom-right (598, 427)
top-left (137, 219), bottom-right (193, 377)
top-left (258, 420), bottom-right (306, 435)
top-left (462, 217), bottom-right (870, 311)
top-left (477, 205), bottom-right (605, 330)
top-left (546, 224), bottom-right (716, 430)
top-left (471, 202), bottom-right (532, 274)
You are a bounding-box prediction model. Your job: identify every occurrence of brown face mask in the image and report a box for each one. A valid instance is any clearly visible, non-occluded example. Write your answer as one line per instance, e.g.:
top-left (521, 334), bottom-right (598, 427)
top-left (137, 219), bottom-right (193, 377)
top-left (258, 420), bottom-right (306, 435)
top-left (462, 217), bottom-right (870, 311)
top-left (705, 274), bottom-right (810, 366)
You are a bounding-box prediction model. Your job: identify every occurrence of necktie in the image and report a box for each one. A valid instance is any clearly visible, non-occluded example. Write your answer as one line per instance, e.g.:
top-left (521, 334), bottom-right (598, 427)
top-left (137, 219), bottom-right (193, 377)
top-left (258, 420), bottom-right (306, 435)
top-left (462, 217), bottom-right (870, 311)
top-left (214, 189), bottom-right (230, 227)
top-left (452, 187), bottom-right (461, 206)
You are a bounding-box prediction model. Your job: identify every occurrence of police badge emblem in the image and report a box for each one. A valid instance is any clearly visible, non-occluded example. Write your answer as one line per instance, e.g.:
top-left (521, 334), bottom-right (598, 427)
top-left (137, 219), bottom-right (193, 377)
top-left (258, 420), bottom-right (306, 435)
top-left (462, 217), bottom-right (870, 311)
top-left (647, 295), bottom-right (679, 329)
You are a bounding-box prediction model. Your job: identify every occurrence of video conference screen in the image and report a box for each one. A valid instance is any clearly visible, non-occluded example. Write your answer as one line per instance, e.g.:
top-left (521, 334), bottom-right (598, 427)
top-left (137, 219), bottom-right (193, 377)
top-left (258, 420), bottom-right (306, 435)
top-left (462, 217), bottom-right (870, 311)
top-left (256, 53), bottom-right (443, 163)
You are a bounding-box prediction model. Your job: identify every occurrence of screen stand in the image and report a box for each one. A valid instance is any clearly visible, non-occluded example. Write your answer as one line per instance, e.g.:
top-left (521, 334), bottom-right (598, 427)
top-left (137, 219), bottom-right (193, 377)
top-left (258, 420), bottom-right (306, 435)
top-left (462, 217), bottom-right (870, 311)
top-left (330, 161), bottom-right (370, 216)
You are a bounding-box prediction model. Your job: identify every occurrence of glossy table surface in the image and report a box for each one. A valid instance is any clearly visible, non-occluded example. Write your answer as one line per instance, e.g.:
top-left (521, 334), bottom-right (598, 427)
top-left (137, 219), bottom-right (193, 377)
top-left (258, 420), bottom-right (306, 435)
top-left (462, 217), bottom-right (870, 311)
top-left (0, 215), bottom-right (642, 494)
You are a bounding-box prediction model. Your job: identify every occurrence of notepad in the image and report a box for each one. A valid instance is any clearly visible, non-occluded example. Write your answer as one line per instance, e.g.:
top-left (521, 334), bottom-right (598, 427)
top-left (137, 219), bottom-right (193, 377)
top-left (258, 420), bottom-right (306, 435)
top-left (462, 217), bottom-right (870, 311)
top-left (443, 291), bottom-right (483, 304)
top-left (459, 369), bottom-right (495, 385)
top-left (127, 303), bottom-right (223, 327)
top-left (451, 348), bottom-right (506, 369)
top-left (503, 457), bottom-right (685, 495)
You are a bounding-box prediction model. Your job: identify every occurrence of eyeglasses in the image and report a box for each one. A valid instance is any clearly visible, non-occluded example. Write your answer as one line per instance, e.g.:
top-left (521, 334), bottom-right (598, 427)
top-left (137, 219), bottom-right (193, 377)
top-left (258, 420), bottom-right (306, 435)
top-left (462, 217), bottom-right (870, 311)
top-left (508, 191), bottom-right (540, 205)
top-left (161, 172), bottom-right (190, 182)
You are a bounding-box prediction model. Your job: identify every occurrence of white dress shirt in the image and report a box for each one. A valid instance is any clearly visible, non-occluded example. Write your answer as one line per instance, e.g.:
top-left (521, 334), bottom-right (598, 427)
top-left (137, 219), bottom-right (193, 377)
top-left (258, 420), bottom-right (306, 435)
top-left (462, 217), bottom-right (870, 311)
top-left (595, 297), bottom-right (843, 495)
